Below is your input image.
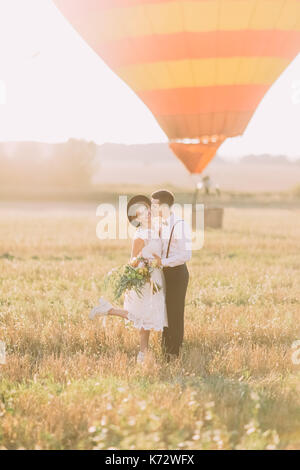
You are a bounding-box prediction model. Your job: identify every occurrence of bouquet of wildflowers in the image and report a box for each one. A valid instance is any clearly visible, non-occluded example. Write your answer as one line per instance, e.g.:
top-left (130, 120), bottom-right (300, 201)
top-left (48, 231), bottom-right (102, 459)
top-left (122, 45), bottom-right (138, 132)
top-left (104, 257), bottom-right (161, 301)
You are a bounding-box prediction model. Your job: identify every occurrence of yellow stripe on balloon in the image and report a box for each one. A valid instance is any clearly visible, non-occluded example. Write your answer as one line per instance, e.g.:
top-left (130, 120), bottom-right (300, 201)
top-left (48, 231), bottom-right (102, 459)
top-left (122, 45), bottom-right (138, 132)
top-left (92, 0), bottom-right (300, 42)
top-left (117, 57), bottom-right (290, 91)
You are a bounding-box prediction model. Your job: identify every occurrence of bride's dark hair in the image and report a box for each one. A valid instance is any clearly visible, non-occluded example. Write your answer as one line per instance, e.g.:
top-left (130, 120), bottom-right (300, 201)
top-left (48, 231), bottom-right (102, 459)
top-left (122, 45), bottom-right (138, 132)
top-left (127, 195), bottom-right (151, 227)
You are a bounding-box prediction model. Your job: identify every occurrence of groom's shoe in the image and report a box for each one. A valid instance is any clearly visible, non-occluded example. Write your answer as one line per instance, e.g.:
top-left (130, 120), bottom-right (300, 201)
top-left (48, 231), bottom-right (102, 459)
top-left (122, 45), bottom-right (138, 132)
top-left (89, 298), bottom-right (113, 320)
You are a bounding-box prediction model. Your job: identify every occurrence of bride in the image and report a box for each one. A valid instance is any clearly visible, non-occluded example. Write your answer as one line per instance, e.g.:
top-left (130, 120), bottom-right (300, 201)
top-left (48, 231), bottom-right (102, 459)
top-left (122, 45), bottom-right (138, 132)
top-left (89, 195), bottom-right (167, 363)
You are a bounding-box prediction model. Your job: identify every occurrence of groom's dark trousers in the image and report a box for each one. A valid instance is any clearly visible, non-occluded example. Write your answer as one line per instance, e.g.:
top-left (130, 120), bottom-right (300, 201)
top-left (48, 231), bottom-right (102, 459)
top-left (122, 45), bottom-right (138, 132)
top-left (162, 263), bottom-right (189, 357)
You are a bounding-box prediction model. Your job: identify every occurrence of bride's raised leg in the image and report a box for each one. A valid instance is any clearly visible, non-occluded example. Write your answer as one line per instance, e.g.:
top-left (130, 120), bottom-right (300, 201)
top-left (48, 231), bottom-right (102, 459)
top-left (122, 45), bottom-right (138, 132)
top-left (89, 297), bottom-right (128, 320)
top-left (108, 307), bottom-right (128, 319)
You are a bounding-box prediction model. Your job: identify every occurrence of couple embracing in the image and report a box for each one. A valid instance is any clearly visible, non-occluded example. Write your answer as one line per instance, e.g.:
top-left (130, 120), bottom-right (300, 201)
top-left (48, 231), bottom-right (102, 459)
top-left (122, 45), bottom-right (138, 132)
top-left (90, 190), bottom-right (191, 363)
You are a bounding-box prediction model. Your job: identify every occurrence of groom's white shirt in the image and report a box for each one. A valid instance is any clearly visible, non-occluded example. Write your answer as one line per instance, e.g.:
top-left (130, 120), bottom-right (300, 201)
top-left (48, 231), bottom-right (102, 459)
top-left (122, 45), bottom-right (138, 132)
top-left (161, 212), bottom-right (192, 268)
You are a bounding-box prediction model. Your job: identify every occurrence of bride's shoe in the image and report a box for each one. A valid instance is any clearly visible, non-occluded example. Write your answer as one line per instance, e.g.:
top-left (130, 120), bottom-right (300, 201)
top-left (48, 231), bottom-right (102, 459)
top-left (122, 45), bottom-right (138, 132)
top-left (89, 297), bottom-right (113, 320)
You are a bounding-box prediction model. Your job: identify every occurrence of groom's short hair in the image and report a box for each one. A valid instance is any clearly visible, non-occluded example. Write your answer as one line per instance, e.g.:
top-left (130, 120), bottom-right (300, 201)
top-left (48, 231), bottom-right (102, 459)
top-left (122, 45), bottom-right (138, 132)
top-left (151, 189), bottom-right (174, 207)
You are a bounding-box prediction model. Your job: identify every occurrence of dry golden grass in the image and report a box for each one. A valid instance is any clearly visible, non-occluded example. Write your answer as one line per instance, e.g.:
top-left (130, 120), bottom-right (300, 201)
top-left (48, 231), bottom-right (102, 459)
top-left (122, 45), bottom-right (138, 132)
top-left (0, 206), bottom-right (299, 450)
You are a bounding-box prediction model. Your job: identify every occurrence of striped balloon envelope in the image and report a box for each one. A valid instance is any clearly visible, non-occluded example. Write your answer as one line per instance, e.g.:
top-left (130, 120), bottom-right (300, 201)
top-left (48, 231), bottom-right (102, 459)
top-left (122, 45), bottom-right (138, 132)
top-left (54, 0), bottom-right (300, 174)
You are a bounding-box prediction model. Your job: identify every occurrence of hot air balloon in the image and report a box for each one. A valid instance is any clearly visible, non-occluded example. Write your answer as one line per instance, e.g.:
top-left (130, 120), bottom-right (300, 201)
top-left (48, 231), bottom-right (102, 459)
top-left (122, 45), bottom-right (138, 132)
top-left (53, 0), bottom-right (300, 177)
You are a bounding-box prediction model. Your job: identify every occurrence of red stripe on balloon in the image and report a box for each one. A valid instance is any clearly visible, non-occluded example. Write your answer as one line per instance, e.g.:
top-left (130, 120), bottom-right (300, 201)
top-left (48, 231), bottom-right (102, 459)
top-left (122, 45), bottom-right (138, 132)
top-left (98, 30), bottom-right (300, 68)
top-left (139, 85), bottom-right (270, 115)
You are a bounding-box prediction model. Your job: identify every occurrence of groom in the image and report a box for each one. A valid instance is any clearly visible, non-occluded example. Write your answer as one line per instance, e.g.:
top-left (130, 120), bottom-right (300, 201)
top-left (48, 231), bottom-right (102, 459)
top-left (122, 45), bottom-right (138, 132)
top-left (151, 190), bottom-right (191, 359)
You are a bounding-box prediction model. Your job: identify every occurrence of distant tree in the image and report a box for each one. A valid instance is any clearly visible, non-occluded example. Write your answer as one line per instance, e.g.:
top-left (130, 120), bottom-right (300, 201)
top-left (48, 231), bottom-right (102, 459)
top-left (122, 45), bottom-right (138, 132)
top-left (48, 139), bottom-right (97, 187)
top-left (0, 139), bottom-right (98, 188)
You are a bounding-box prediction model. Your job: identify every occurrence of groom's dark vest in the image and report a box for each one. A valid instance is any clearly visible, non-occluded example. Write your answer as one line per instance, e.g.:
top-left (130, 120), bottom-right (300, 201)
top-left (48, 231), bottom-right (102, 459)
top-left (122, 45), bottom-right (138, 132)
top-left (162, 219), bottom-right (189, 357)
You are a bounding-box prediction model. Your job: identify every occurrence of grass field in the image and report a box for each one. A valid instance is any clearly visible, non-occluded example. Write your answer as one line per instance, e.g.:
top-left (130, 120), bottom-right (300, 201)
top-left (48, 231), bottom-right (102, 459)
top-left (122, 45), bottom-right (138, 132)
top-left (0, 205), bottom-right (299, 450)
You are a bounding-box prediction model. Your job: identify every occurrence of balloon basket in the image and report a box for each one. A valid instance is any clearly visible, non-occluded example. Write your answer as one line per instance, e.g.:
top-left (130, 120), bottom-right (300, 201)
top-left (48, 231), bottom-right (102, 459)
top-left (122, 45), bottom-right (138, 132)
top-left (204, 207), bottom-right (224, 229)
top-left (192, 206), bottom-right (224, 230)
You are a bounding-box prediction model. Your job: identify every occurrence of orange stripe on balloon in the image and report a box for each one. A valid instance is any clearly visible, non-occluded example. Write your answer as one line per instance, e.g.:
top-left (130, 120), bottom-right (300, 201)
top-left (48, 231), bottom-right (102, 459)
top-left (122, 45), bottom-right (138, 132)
top-left (155, 111), bottom-right (255, 139)
top-left (55, 0), bottom-right (300, 42)
top-left (55, 0), bottom-right (181, 13)
top-left (68, 0), bottom-right (300, 12)
top-left (139, 85), bottom-right (269, 115)
top-left (98, 0), bottom-right (207, 7)
top-left (98, 30), bottom-right (300, 68)
top-left (169, 141), bottom-right (224, 174)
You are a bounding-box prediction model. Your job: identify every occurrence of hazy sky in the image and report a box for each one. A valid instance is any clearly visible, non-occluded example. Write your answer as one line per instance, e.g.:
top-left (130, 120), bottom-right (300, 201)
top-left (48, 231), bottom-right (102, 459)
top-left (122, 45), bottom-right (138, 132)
top-left (0, 0), bottom-right (299, 158)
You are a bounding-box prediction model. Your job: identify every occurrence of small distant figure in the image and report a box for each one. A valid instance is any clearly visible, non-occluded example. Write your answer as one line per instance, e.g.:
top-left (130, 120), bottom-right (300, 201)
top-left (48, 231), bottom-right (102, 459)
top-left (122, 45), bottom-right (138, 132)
top-left (196, 181), bottom-right (203, 191)
top-left (196, 176), bottom-right (221, 197)
top-left (202, 175), bottom-right (212, 195)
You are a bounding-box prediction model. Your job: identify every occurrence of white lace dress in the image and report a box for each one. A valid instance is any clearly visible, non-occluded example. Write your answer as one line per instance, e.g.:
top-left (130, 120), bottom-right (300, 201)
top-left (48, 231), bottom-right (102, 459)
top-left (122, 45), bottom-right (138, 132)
top-left (124, 228), bottom-right (168, 331)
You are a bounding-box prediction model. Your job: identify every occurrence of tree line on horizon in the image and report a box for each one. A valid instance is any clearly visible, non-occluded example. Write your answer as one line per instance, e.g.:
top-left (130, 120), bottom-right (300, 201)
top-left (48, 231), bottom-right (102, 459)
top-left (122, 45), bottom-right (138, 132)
top-left (0, 139), bottom-right (98, 188)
